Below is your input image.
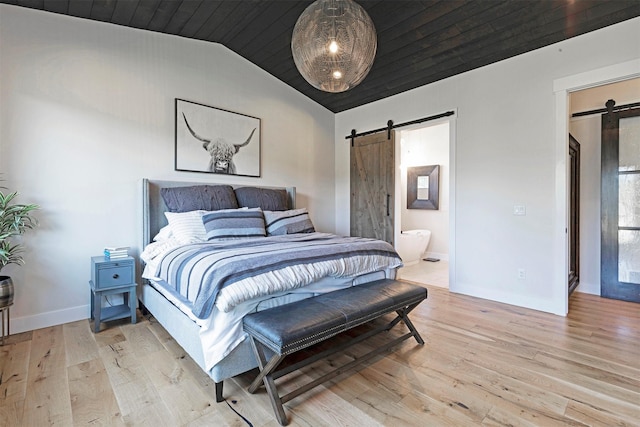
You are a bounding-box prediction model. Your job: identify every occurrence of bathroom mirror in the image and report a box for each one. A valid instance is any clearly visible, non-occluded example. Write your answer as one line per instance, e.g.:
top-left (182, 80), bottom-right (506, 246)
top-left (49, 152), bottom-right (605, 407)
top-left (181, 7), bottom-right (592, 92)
top-left (407, 165), bottom-right (439, 209)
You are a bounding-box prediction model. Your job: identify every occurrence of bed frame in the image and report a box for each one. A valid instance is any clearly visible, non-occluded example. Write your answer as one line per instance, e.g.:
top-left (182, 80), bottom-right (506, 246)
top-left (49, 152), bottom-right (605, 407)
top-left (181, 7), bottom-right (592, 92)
top-left (140, 178), bottom-right (296, 401)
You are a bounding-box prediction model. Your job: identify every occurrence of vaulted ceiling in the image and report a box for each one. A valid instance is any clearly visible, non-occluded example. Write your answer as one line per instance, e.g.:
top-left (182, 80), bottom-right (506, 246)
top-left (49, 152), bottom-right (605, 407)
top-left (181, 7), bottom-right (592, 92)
top-left (4, 0), bottom-right (640, 112)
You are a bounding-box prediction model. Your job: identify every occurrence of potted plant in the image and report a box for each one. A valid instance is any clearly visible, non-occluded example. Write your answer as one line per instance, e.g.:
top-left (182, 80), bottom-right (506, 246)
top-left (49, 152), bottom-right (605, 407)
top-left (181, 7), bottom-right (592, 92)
top-left (0, 186), bottom-right (38, 308)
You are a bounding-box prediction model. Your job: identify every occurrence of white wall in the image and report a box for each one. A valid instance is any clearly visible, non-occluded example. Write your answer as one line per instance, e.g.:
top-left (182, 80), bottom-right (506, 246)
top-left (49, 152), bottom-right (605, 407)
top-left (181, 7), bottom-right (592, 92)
top-left (0, 5), bottom-right (335, 333)
top-left (399, 122), bottom-right (450, 259)
top-left (569, 79), bottom-right (640, 295)
top-left (336, 17), bottom-right (640, 315)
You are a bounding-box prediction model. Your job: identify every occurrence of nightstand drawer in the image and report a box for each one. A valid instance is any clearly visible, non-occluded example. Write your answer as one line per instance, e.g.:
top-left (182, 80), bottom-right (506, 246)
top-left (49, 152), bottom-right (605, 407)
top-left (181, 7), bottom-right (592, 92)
top-left (91, 256), bottom-right (135, 289)
top-left (97, 265), bottom-right (134, 288)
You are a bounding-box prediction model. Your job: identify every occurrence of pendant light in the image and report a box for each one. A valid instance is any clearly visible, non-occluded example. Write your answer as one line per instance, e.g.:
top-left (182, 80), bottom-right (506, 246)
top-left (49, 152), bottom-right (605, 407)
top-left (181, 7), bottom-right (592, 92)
top-left (291, 0), bottom-right (377, 93)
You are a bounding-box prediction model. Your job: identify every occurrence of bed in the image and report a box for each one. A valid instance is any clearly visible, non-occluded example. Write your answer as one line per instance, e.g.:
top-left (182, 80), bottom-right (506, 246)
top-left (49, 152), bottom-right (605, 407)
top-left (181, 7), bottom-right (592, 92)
top-left (139, 178), bottom-right (402, 401)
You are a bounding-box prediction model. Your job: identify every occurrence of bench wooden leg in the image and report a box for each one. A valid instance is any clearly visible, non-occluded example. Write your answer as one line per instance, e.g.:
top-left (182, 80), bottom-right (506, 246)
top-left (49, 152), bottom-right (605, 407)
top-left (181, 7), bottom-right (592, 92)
top-left (396, 302), bottom-right (425, 344)
top-left (263, 369), bottom-right (288, 426)
top-left (248, 336), bottom-right (288, 425)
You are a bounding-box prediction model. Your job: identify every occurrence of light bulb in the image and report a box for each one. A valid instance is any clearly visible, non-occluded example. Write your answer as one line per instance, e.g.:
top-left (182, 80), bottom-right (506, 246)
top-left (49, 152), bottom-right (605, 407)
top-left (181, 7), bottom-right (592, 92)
top-left (329, 40), bottom-right (338, 53)
top-left (333, 70), bottom-right (342, 79)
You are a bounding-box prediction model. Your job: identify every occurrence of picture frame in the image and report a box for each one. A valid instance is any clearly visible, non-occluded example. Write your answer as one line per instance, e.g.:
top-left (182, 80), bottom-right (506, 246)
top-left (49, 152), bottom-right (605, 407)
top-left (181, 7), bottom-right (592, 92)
top-left (407, 165), bottom-right (439, 210)
top-left (175, 98), bottom-right (261, 177)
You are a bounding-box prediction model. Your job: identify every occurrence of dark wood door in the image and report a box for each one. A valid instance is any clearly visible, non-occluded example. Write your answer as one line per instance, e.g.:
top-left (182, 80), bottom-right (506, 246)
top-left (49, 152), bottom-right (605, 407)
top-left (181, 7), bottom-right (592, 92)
top-left (350, 131), bottom-right (395, 244)
top-left (569, 134), bottom-right (580, 295)
top-left (601, 101), bottom-right (640, 303)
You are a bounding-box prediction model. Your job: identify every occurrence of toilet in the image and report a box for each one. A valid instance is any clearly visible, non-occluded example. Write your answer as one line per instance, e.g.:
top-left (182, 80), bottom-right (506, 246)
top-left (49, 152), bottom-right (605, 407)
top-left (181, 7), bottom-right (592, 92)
top-left (395, 229), bottom-right (432, 265)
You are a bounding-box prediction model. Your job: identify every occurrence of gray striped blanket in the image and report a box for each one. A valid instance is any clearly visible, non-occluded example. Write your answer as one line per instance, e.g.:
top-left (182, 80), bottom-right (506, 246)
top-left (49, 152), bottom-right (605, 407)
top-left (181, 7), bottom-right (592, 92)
top-left (152, 233), bottom-right (402, 318)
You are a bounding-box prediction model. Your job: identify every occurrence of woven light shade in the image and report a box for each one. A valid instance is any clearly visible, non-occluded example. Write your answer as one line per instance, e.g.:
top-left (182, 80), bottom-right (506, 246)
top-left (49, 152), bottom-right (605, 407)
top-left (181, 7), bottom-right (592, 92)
top-left (291, 0), bottom-right (377, 93)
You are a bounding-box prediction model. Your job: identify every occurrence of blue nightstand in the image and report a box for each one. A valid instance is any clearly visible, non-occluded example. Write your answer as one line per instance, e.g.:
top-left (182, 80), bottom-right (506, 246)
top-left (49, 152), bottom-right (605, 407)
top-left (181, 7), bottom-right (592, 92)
top-left (90, 255), bottom-right (137, 332)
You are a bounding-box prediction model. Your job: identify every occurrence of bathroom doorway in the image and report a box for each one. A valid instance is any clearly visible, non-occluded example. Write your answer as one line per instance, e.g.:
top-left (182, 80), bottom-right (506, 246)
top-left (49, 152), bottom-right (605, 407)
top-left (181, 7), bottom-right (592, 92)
top-left (395, 120), bottom-right (451, 288)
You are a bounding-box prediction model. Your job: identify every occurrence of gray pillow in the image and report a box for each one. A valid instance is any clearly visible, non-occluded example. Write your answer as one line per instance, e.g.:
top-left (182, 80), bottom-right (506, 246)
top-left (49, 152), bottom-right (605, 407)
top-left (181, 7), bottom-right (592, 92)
top-left (202, 208), bottom-right (266, 240)
top-left (235, 187), bottom-right (289, 211)
top-left (263, 208), bottom-right (315, 235)
top-left (161, 185), bottom-right (239, 213)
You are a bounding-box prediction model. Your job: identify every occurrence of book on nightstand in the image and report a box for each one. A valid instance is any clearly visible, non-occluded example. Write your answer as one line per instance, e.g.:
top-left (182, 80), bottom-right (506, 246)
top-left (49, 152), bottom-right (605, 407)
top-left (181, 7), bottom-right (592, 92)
top-left (104, 246), bottom-right (129, 259)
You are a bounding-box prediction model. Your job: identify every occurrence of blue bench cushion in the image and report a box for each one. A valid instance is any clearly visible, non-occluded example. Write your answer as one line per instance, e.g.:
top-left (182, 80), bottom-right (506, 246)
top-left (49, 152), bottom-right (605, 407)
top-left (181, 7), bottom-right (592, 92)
top-left (243, 279), bottom-right (427, 355)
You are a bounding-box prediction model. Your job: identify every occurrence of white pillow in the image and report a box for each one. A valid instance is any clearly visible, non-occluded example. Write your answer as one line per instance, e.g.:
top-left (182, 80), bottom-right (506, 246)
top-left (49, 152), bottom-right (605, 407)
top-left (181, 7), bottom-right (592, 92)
top-left (164, 210), bottom-right (207, 244)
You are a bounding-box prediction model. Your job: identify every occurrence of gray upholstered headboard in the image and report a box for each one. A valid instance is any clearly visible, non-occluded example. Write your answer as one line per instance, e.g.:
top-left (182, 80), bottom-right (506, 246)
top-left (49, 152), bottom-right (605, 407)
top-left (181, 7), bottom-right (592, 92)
top-left (142, 178), bottom-right (296, 248)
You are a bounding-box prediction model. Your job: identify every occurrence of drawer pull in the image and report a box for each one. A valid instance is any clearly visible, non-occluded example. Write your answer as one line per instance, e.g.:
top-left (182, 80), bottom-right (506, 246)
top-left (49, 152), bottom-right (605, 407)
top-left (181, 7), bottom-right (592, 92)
top-left (113, 274), bottom-right (119, 279)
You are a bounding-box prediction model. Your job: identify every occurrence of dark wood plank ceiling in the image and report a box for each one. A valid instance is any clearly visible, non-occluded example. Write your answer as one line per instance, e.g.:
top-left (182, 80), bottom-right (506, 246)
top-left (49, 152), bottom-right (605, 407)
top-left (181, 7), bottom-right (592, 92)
top-left (3, 0), bottom-right (640, 112)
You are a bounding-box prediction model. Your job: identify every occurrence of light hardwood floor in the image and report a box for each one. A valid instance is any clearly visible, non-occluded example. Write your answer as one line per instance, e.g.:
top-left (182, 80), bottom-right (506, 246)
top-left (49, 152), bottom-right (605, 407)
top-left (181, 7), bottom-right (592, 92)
top-left (1, 284), bottom-right (639, 426)
top-left (398, 260), bottom-right (449, 288)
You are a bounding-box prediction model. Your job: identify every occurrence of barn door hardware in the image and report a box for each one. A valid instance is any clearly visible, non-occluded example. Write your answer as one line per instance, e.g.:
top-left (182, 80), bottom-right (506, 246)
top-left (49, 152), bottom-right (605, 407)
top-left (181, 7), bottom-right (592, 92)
top-left (345, 111), bottom-right (455, 141)
top-left (572, 100), bottom-right (640, 118)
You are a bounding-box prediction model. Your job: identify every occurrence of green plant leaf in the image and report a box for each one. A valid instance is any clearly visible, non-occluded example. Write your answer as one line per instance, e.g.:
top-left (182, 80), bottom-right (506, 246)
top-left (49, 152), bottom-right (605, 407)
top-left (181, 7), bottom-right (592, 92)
top-left (0, 188), bottom-right (39, 272)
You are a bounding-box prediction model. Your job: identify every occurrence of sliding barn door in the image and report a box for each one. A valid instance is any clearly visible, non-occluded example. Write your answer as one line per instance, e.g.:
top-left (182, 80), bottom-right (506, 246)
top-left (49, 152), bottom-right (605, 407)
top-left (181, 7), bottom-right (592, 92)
top-left (601, 101), bottom-right (640, 303)
top-left (350, 131), bottom-right (395, 244)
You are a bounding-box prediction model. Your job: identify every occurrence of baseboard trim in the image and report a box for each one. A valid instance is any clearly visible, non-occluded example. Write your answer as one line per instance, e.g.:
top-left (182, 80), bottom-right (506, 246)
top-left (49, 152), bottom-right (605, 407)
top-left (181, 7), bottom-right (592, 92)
top-left (450, 282), bottom-right (565, 316)
top-left (10, 304), bottom-right (89, 334)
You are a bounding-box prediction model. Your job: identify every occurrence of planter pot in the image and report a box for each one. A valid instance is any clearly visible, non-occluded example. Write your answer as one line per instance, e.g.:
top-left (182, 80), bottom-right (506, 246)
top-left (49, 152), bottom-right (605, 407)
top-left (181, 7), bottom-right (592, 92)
top-left (0, 276), bottom-right (14, 308)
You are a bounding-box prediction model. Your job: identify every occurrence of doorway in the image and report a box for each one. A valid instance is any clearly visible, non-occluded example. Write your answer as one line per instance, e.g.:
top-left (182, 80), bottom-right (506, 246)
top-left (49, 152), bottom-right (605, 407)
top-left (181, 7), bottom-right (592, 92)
top-left (395, 121), bottom-right (451, 288)
top-left (560, 68), bottom-right (640, 313)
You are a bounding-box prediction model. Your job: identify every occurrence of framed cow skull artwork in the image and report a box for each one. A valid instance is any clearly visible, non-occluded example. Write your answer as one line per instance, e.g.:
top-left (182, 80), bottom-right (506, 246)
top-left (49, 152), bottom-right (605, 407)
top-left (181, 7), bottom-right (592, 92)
top-left (175, 99), bottom-right (261, 177)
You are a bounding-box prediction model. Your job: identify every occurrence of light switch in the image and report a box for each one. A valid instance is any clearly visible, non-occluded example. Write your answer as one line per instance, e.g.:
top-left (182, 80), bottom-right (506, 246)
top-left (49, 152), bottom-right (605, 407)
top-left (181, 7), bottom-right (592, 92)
top-left (513, 205), bottom-right (526, 216)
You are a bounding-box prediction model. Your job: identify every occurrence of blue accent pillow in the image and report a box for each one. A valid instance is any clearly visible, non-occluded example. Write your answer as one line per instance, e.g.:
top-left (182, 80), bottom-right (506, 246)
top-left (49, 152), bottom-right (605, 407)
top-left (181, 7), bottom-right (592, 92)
top-left (202, 208), bottom-right (266, 240)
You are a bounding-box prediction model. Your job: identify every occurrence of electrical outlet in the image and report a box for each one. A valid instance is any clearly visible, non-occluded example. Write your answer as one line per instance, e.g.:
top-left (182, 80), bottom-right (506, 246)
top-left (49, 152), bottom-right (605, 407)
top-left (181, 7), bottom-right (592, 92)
top-left (513, 205), bottom-right (526, 216)
top-left (517, 268), bottom-right (526, 280)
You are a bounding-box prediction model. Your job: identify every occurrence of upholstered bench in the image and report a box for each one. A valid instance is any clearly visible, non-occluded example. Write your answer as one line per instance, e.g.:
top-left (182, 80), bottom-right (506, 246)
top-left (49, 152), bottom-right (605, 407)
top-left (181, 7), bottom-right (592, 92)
top-left (243, 278), bottom-right (427, 425)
